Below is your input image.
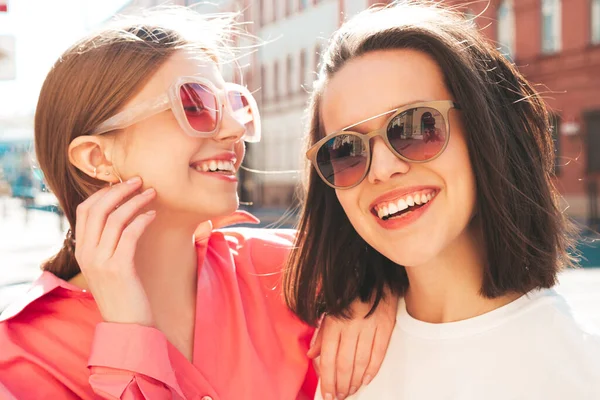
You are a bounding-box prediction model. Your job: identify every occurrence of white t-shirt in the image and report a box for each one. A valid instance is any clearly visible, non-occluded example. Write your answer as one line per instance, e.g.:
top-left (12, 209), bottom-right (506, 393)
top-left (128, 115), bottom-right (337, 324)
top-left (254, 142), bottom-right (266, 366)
top-left (315, 289), bottom-right (600, 400)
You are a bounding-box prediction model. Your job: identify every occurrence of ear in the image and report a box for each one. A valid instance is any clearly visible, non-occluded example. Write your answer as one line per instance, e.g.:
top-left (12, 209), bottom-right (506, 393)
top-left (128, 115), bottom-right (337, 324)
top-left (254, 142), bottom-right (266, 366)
top-left (68, 136), bottom-right (121, 184)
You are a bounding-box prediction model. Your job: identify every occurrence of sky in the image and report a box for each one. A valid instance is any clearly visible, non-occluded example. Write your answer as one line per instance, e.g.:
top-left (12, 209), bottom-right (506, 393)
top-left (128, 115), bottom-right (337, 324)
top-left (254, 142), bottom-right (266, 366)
top-left (0, 0), bottom-right (131, 138)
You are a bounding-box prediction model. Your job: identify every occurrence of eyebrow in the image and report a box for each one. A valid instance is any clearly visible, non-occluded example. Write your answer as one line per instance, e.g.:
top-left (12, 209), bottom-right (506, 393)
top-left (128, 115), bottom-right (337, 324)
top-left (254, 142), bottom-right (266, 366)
top-left (337, 99), bottom-right (427, 133)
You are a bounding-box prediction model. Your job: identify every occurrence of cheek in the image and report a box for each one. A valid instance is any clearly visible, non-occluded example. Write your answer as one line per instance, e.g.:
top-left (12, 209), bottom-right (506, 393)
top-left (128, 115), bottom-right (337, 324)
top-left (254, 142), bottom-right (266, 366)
top-left (438, 131), bottom-right (477, 220)
top-left (335, 189), bottom-right (367, 228)
top-left (235, 141), bottom-right (246, 167)
top-left (115, 134), bottom-right (188, 180)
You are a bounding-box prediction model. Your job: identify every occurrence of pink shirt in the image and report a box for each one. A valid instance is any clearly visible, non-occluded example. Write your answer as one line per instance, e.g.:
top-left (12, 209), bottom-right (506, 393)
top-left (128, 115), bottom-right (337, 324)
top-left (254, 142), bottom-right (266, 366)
top-left (0, 211), bottom-right (317, 399)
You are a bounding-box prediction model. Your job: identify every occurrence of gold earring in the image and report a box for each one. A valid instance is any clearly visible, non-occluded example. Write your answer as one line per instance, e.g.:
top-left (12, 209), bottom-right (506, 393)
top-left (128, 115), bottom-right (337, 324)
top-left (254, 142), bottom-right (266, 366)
top-left (104, 171), bottom-right (110, 176)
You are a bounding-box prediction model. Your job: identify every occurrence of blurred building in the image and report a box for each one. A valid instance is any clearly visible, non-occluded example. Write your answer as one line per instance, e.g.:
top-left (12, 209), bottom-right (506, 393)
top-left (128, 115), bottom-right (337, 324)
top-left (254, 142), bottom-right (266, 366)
top-left (249, 0), bottom-right (600, 225)
top-left (447, 0), bottom-right (600, 225)
top-left (123, 0), bottom-right (600, 224)
top-left (245, 0), bottom-right (377, 207)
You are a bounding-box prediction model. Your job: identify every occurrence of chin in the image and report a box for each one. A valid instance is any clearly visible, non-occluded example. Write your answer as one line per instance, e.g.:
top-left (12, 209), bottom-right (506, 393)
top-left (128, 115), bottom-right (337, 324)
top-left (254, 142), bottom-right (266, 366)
top-left (372, 239), bottom-right (441, 268)
top-left (174, 195), bottom-right (239, 221)
top-left (204, 197), bottom-right (240, 218)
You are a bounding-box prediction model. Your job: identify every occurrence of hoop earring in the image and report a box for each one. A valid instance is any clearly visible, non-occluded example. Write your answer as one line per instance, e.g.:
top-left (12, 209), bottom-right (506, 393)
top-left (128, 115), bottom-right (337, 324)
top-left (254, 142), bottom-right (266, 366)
top-left (108, 170), bottom-right (123, 187)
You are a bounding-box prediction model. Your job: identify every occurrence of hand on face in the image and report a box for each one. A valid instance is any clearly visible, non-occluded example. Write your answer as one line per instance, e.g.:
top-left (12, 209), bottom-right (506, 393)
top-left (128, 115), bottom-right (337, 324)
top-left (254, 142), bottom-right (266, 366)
top-left (70, 51), bottom-right (248, 224)
top-left (111, 52), bottom-right (247, 221)
top-left (73, 177), bottom-right (156, 326)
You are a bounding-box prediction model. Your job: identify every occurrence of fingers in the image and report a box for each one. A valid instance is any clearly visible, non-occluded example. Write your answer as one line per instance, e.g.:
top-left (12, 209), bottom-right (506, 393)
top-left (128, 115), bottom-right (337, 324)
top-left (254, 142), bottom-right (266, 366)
top-left (348, 327), bottom-right (376, 395)
top-left (97, 188), bottom-right (156, 255)
top-left (113, 210), bottom-right (157, 264)
top-left (334, 330), bottom-right (360, 399)
top-left (313, 355), bottom-right (321, 377)
top-left (307, 319), bottom-right (324, 359)
top-left (362, 326), bottom-right (392, 386)
top-left (80, 177), bottom-right (143, 251)
top-left (318, 320), bottom-right (341, 400)
top-left (74, 186), bottom-right (111, 257)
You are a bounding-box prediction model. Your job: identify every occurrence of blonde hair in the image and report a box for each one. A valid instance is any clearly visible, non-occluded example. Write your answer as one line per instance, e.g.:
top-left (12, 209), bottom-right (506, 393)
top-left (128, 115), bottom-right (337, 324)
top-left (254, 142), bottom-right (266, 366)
top-left (35, 8), bottom-right (239, 280)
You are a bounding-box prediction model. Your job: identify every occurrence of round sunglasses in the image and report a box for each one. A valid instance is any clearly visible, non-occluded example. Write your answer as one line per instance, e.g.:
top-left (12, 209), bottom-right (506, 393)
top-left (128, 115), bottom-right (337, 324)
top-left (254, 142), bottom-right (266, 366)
top-left (307, 100), bottom-right (460, 189)
top-left (92, 76), bottom-right (261, 143)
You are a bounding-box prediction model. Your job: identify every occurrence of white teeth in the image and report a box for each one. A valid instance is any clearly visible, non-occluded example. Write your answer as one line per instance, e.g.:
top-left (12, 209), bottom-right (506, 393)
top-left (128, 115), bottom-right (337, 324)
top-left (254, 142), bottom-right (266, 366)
top-left (375, 191), bottom-right (436, 220)
top-left (193, 160), bottom-right (235, 173)
top-left (397, 198), bottom-right (408, 211)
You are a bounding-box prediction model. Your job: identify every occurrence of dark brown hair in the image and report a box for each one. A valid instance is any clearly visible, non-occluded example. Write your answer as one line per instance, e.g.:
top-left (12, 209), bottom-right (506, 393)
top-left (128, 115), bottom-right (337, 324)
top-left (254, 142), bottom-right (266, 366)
top-left (284, 1), bottom-right (577, 325)
top-left (35, 9), bottom-right (237, 281)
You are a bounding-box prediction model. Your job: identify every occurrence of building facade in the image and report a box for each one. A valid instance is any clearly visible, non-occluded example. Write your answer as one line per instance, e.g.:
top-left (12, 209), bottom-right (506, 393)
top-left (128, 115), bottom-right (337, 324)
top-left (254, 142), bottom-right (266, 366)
top-left (124, 0), bottom-right (600, 224)
top-left (448, 0), bottom-right (600, 224)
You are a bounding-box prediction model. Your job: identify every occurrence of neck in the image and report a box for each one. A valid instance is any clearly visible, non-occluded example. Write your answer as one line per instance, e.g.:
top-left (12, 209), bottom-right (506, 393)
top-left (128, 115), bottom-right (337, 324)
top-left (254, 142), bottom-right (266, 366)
top-left (403, 220), bottom-right (520, 323)
top-left (133, 210), bottom-right (200, 309)
top-left (69, 209), bottom-right (204, 311)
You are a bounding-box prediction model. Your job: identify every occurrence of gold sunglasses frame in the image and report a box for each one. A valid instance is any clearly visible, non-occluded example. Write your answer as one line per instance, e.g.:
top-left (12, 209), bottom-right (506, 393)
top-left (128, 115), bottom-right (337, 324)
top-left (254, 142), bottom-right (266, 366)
top-left (306, 100), bottom-right (460, 189)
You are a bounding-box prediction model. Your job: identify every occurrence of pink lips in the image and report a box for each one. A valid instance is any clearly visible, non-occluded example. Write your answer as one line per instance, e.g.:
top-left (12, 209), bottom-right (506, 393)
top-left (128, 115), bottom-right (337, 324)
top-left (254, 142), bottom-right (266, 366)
top-left (369, 186), bottom-right (439, 230)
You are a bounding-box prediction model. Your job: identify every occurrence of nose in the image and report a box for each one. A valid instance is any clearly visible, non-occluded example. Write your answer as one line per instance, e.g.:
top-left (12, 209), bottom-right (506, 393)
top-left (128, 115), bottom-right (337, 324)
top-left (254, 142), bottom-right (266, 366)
top-left (366, 136), bottom-right (410, 184)
top-left (214, 104), bottom-right (245, 143)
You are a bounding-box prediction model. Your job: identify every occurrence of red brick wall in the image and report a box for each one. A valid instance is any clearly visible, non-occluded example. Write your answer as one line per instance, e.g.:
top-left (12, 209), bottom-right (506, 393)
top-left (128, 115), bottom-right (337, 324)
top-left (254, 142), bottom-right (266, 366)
top-left (451, 0), bottom-right (600, 219)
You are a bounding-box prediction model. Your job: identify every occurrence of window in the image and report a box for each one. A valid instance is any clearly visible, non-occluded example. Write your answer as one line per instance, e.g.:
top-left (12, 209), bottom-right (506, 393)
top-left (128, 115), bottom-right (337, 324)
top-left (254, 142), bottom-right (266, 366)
top-left (300, 49), bottom-right (307, 89)
top-left (299, 0), bottom-right (308, 11)
top-left (260, 65), bottom-right (267, 103)
top-left (274, 61), bottom-right (279, 100)
top-left (286, 55), bottom-right (293, 95)
top-left (497, 0), bottom-right (515, 59)
top-left (259, 0), bottom-right (264, 26)
top-left (550, 115), bottom-right (561, 175)
top-left (587, 111), bottom-right (600, 173)
top-left (593, 0), bottom-right (600, 44)
top-left (541, 0), bottom-right (561, 54)
top-left (586, 111), bottom-right (600, 227)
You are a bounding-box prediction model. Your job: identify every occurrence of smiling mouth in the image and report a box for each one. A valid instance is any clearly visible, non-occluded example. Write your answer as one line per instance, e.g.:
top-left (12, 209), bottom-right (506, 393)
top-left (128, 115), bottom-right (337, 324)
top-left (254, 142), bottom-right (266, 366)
top-left (190, 159), bottom-right (236, 175)
top-left (372, 189), bottom-right (438, 220)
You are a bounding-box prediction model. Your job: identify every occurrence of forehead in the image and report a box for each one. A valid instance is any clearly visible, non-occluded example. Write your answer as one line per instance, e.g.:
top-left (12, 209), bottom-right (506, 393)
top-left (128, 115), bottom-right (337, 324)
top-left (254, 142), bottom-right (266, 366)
top-left (321, 49), bottom-right (452, 134)
top-left (129, 49), bottom-right (223, 104)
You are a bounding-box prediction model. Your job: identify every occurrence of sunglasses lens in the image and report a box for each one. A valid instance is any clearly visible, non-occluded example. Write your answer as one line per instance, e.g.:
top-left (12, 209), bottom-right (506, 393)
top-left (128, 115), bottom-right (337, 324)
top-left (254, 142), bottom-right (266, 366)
top-left (316, 134), bottom-right (368, 188)
top-left (387, 107), bottom-right (447, 161)
top-left (179, 83), bottom-right (218, 133)
top-left (228, 88), bottom-right (261, 142)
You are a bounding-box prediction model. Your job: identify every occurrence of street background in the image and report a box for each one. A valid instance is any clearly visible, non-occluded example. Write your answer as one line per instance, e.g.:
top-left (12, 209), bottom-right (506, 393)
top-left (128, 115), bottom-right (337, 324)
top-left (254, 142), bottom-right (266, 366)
top-left (0, 0), bottom-right (600, 329)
